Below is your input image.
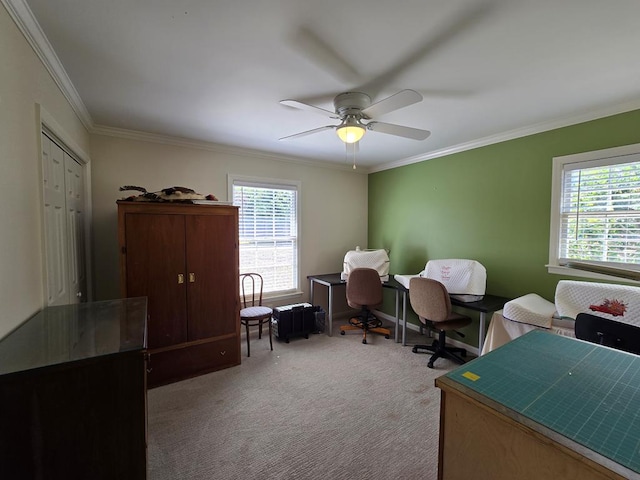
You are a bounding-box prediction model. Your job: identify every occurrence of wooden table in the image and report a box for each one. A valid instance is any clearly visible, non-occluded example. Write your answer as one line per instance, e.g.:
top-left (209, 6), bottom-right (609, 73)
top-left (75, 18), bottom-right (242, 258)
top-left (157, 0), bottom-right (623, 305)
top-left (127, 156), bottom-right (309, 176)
top-left (435, 330), bottom-right (639, 479)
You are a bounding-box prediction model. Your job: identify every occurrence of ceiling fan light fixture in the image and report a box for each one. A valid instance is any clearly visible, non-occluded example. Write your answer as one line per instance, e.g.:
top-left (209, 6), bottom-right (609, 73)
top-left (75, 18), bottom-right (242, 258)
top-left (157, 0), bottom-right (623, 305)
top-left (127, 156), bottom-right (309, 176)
top-left (336, 117), bottom-right (366, 144)
top-left (336, 124), bottom-right (365, 143)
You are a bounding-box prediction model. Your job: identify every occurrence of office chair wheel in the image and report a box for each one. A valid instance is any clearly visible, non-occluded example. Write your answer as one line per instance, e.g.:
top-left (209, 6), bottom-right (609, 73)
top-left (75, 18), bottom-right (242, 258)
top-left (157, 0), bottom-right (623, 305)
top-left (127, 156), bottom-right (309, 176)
top-left (340, 331), bottom-right (346, 335)
top-left (362, 338), bottom-right (367, 344)
top-left (427, 361), bottom-right (435, 369)
top-left (412, 346), bottom-right (418, 353)
top-left (385, 334), bottom-right (390, 339)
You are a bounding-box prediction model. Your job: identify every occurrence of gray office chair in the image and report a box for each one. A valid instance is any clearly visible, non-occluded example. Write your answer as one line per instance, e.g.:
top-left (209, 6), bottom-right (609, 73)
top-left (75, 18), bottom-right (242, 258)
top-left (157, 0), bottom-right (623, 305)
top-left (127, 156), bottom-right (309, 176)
top-left (340, 268), bottom-right (391, 344)
top-left (240, 273), bottom-right (273, 357)
top-left (409, 277), bottom-right (472, 368)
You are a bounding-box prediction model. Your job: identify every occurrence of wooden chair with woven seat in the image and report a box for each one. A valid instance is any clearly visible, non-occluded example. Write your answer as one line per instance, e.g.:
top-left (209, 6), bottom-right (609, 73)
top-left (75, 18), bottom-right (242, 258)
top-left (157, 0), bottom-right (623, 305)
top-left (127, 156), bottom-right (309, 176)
top-left (340, 267), bottom-right (391, 344)
top-left (409, 277), bottom-right (472, 368)
top-left (240, 273), bottom-right (273, 357)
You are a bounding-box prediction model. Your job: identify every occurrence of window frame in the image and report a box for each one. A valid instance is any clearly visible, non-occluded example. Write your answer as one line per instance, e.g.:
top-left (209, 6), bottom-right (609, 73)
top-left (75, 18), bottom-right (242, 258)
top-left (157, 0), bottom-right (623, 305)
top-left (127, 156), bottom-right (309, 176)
top-left (548, 142), bottom-right (640, 284)
top-left (228, 174), bottom-right (302, 298)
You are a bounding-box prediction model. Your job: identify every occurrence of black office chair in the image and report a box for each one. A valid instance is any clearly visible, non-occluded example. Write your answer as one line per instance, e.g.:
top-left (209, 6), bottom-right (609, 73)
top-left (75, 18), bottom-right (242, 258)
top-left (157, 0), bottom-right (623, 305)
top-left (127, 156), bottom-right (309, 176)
top-left (340, 268), bottom-right (391, 344)
top-left (575, 313), bottom-right (640, 355)
top-left (409, 277), bottom-right (472, 368)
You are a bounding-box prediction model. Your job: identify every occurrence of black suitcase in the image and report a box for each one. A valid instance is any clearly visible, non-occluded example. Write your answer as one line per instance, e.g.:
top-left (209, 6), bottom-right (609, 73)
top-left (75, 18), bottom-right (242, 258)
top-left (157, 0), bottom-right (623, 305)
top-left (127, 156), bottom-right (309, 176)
top-left (272, 303), bottom-right (324, 343)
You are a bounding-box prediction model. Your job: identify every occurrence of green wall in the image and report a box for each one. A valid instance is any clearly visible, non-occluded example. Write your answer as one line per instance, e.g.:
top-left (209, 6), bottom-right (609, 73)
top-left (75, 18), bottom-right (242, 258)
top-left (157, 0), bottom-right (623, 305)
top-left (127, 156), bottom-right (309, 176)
top-left (369, 109), bottom-right (640, 344)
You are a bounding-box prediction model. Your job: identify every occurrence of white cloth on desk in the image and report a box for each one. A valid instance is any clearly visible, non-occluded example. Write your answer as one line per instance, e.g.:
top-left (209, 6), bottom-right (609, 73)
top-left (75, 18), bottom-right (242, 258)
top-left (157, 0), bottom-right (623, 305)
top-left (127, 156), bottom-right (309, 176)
top-left (481, 310), bottom-right (576, 355)
top-left (483, 280), bottom-right (640, 355)
top-left (394, 259), bottom-right (486, 302)
top-left (341, 248), bottom-right (389, 282)
top-left (555, 280), bottom-right (640, 326)
top-left (502, 293), bottom-right (556, 329)
top-left (393, 274), bottom-right (418, 290)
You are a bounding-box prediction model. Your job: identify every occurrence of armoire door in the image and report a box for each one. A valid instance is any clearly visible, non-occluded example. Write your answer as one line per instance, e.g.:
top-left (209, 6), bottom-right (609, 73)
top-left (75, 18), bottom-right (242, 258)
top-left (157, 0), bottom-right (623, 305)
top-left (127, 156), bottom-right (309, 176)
top-left (186, 214), bottom-right (238, 340)
top-left (124, 213), bottom-right (188, 348)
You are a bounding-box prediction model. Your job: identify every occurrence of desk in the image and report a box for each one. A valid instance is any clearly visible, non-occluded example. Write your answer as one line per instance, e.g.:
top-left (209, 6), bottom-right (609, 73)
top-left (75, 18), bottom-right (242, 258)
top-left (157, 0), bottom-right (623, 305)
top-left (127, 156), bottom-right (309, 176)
top-left (450, 294), bottom-right (511, 355)
top-left (436, 330), bottom-right (639, 479)
top-left (308, 273), bottom-right (408, 343)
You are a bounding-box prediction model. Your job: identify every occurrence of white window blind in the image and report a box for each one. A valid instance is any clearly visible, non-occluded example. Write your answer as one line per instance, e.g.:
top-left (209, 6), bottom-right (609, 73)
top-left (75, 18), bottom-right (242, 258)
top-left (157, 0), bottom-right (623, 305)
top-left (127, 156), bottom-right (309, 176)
top-left (558, 156), bottom-right (640, 274)
top-left (232, 179), bottom-right (299, 294)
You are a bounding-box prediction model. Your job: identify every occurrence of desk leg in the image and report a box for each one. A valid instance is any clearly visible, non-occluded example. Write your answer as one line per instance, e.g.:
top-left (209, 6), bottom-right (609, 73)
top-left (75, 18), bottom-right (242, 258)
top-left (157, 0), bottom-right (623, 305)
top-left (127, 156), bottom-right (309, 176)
top-left (328, 284), bottom-right (334, 337)
top-left (478, 312), bottom-right (487, 355)
top-left (402, 291), bottom-right (407, 346)
top-left (394, 290), bottom-right (400, 343)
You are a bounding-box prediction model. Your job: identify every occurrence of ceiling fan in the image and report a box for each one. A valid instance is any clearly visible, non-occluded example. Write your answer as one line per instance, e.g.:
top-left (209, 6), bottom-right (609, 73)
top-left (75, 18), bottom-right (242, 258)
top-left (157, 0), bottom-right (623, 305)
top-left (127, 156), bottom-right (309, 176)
top-left (279, 89), bottom-right (431, 144)
top-left (278, 2), bottom-right (495, 150)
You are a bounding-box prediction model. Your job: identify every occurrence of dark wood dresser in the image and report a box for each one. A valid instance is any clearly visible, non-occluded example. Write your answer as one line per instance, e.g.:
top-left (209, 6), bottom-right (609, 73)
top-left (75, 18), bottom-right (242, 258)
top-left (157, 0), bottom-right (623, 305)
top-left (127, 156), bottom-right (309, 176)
top-left (0, 298), bottom-right (148, 480)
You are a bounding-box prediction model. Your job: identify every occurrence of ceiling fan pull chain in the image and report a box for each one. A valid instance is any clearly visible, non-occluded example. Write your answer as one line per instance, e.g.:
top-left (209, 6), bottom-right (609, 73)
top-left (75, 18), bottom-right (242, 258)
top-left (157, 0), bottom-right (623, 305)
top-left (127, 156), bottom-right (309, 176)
top-left (344, 142), bottom-right (353, 170)
top-left (352, 144), bottom-right (357, 170)
top-left (345, 142), bottom-right (357, 170)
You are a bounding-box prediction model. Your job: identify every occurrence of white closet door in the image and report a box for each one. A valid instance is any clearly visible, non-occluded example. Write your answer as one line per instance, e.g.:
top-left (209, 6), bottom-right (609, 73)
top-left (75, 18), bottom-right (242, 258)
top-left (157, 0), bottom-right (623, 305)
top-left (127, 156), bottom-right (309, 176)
top-left (41, 132), bottom-right (86, 306)
top-left (42, 133), bottom-right (69, 306)
top-left (65, 153), bottom-right (86, 303)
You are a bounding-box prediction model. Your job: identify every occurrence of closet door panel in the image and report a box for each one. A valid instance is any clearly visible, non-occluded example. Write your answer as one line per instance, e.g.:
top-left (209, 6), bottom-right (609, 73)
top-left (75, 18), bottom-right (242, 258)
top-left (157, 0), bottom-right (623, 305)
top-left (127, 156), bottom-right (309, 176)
top-left (42, 131), bottom-right (88, 306)
top-left (64, 154), bottom-right (86, 303)
top-left (42, 134), bottom-right (69, 306)
top-left (125, 213), bottom-right (187, 347)
top-left (186, 213), bottom-right (238, 340)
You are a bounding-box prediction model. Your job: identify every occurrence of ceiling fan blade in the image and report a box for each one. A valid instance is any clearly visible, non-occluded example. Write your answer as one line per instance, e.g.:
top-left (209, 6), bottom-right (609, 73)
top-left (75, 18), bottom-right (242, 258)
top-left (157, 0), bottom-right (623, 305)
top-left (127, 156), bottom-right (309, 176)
top-left (280, 99), bottom-right (338, 118)
top-left (279, 125), bottom-right (336, 141)
top-left (367, 122), bottom-right (431, 141)
top-left (362, 89), bottom-right (423, 118)
top-left (291, 26), bottom-right (362, 85)
top-left (360, 1), bottom-right (496, 96)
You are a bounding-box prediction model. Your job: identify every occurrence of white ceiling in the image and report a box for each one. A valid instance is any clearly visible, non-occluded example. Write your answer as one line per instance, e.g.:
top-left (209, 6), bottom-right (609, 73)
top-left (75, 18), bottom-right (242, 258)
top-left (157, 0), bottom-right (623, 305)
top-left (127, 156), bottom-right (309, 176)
top-left (16, 0), bottom-right (640, 171)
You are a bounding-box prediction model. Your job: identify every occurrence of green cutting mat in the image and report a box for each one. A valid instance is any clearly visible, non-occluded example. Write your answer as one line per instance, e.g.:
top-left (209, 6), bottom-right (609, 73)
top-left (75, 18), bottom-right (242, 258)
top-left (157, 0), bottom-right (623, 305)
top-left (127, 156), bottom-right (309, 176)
top-left (446, 330), bottom-right (640, 474)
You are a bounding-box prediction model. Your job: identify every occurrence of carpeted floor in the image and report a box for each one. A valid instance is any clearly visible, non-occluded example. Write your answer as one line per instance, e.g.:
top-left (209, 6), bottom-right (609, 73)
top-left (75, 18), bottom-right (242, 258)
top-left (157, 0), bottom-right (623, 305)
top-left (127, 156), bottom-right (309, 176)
top-left (147, 319), bottom-right (460, 479)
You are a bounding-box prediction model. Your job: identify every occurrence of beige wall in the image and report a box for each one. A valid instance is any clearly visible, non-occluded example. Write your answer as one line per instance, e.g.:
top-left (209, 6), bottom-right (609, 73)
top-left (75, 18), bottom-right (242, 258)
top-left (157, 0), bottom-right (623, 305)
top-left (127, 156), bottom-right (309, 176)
top-left (89, 134), bottom-right (368, 307)
top-left (0, 5), bottom-right (90, 338)
top-left (1, 1), bottom-right (366, 338)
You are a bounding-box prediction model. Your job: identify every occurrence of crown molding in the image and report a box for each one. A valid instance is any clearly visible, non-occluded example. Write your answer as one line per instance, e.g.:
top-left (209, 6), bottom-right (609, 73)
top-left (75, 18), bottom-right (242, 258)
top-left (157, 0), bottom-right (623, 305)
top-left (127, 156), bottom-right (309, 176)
top-left (3, 0), bottom-right (93, 131)
top-left (91, 124), bottom-right (368, 173)
top-left (371, 97), bottom-right (640, 173)
top-left (10, 0), bottom-right (637, 176)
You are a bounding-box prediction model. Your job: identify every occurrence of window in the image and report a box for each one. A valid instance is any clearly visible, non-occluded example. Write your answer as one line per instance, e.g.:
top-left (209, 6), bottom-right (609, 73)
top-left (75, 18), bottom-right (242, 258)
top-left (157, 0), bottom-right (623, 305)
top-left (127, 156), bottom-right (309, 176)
top-left (549, 143), bottom-right (640, 281)
top-left (230, 175), bottom-right (300, 295)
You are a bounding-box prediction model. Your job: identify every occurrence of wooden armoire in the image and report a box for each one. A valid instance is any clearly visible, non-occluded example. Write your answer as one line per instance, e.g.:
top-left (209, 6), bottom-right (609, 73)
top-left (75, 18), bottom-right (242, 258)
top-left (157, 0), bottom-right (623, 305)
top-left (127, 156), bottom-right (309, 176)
top-left (117, 201), bottom-right (240, 387)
